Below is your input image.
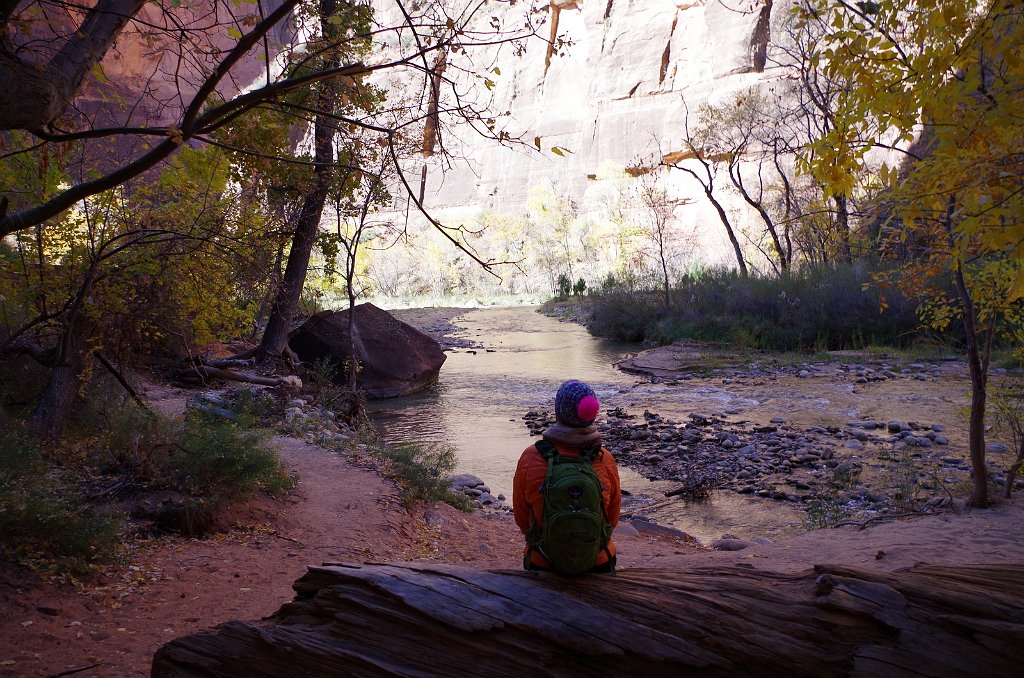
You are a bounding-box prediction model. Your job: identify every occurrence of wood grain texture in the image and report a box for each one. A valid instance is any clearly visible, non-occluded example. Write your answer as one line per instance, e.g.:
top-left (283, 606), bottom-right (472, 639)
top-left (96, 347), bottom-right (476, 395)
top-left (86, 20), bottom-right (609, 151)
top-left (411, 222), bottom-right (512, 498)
top-left (152, 562), bottom-right (1024, 677)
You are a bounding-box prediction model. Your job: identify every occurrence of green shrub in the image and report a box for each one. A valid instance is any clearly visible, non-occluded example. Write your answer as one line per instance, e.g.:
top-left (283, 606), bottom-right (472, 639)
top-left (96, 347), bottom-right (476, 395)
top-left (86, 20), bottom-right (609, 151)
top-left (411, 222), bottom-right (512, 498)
top-left (588, 289), bottom-right (662, 342)
top-left (557, 273), bottom-right (572, 298)
top-left (306, 356), bottom-right (367, 426)
top-left (229, 388), bottom-right (280, 427)
top-left (364, 437), bottom-right (466, 508)
top-left (589, 263), bottom-right (922, 350)
top-left (0, 434), bottom-right (122, 575)
top-left (802, 490), bottom-right (849, 529)
top-left (171, 420), bottom-right (294, 501)
top-left (96, 404), bottom-right (294, 505)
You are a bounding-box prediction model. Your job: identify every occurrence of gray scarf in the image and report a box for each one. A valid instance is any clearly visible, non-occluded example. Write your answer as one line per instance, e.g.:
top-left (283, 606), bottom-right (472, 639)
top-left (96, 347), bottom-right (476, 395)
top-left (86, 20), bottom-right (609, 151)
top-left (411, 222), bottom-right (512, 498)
top-left (542, 422), bottom-right (602, 448)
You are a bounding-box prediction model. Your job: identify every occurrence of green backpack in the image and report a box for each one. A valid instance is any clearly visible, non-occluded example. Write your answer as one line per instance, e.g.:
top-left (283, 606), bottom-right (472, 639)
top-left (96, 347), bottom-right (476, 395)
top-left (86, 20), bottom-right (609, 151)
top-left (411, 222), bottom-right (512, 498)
top-left (527, 439), bottom-right (612, 575)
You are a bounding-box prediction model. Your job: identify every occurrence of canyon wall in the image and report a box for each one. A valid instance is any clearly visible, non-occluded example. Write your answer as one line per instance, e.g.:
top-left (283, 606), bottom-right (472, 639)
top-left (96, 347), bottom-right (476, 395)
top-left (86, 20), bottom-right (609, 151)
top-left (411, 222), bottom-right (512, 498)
top-left (395, 0), bottom-right (791, 272)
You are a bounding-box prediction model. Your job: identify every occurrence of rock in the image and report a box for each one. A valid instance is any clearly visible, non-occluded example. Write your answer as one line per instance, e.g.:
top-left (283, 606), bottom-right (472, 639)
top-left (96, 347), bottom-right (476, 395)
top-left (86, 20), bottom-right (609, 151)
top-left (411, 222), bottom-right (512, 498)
top-left (185, 394), bottom-right (236, 421)
top-left (290, 303), bottom-right (446, 399)
top-left (798, 370), bottom-right (810, 378)
top-left (770, 417), bottom-right (786, 424)
top-left (422, 510), bottom-right (449, 527)
top-left (887, 420), bottom-right (904, 433)
top-left (713, 538), bottom-right (754, 551)
top-left (987, 442), bottom-right (1010, 454)
top-left (844, 440), bottom-right (865, 451)
top-left (278, 375), bottom-right (303, 390)
top-left (448, 473), bottom-right (485, 490)
top-left (35, 602), bottom-right (62, 616)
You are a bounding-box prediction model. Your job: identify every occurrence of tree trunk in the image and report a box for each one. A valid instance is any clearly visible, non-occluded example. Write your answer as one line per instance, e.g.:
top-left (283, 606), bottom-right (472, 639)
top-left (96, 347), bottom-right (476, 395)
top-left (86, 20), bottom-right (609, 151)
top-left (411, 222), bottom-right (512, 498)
top-left (153, 562), bottom-right (1024, 677)
top-left (956, 261), bottom-right (990, 508)
top-left (257, 0), bottom-right (340, 360)
top-left (30, 270), bottom-right (96, 439)
top-left (660, 250), bottom-right (671, 307)
top-left (256, 182), bottom-right (330, 358)
top-left (729, 164), bottom-right (788, 274)
top-left (833, 192), bottom-right (852, 264)
top-left (30, 349), bottom-right (85, 439)
top-left (707, 189), bottom-right (748, 276)
top-left (948, 198), bottom-right (989, 508)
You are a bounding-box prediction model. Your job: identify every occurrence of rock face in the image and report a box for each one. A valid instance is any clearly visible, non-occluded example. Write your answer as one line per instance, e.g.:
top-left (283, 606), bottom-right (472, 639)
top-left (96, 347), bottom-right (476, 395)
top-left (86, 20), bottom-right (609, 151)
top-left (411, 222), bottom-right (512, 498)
top-left (380, 0), bottom-right (792, 265)
top-left (290, 303), bottom-right (446, 399)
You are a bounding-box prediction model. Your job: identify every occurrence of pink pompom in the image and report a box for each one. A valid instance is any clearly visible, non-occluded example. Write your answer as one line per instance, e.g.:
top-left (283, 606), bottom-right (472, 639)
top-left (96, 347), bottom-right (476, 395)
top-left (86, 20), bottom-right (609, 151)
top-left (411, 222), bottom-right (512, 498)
top-left (576, 395), bottom-right (600, 422)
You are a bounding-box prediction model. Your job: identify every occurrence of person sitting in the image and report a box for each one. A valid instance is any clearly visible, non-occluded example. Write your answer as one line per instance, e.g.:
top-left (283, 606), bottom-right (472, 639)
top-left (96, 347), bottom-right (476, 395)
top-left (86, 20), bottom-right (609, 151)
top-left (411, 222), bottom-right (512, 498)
top-left (513, 379), bottom-right (621, 574)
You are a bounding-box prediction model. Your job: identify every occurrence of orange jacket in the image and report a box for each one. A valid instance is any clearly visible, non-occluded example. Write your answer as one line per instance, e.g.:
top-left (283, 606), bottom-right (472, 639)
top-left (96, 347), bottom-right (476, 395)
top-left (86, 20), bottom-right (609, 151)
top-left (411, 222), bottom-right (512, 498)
top-left (512, 440), bottom-right (621, 568)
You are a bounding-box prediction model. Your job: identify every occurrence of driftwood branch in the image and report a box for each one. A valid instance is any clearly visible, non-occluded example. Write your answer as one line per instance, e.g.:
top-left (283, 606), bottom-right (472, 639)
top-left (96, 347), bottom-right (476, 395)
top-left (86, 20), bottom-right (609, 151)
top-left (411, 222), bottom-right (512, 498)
top-left (152, 562), bottom-right (1023, 677)
top-left (94, 351), bottom-right (153, 415)
top-left (174, 364), bottom-right (283, 387)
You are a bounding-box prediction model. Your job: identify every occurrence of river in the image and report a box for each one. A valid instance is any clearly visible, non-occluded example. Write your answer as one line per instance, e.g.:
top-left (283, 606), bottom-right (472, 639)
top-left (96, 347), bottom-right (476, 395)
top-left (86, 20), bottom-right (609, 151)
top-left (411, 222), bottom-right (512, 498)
top-left (369, 306), bottom-right (805, 544)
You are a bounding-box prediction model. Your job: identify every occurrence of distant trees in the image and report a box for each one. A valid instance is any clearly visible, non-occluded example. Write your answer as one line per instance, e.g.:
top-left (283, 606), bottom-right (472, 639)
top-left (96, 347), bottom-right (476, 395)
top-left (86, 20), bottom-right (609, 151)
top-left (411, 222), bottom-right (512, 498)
top-left (690, 92), bottom-right (793, 275)
top-left (663, 106), bottom-right (749, 277)
top-left (628, 173), bottom-right (694, 306)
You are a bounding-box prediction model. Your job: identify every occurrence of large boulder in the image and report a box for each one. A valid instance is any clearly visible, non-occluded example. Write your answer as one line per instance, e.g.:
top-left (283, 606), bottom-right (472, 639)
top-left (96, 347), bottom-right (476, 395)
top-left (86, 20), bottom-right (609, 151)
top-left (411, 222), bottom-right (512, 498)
top-left (290, 304), bottom-right (446, 399)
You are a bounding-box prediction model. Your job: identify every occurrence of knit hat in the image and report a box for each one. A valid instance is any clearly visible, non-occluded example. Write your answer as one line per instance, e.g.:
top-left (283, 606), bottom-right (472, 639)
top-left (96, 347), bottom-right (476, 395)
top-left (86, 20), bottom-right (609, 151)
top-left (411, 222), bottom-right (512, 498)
top-left (554, 379), bottom-right (600, 428)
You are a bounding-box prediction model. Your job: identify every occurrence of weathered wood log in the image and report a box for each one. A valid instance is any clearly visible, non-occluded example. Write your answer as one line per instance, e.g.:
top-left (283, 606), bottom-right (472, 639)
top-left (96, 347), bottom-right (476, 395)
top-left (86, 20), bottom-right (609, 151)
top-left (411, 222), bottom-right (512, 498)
top-left (152, 562), bottom-right (1024, 677)
top-left (174, 365), bottom-right (283, 387)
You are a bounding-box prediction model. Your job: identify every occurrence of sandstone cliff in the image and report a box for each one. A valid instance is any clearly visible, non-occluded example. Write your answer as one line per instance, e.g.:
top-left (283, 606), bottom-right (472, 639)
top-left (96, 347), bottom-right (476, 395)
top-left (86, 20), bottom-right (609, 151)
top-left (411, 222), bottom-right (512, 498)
top-left (385, 0), bottom-right (792, 269)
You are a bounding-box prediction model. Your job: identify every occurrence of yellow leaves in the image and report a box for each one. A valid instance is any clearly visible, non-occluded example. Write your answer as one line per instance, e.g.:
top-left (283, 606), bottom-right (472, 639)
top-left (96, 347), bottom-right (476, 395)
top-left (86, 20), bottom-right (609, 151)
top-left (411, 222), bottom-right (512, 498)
top-left (877, 162), bottom-right (899, 189)
top-left (226, 26), bottom-right (243, 40)
top-left (1009, 269), bottom-right (1024, 304)
top-left (91, 63), bottom-right (109, 84)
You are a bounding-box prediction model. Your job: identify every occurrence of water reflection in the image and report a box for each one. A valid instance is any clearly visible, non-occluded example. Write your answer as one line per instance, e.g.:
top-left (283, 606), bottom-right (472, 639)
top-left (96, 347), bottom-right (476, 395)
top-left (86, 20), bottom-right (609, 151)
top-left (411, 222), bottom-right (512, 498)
top-left (368, 307), bottom-right (630, 497)
top-left (369, 306), bottom-right (804, 543)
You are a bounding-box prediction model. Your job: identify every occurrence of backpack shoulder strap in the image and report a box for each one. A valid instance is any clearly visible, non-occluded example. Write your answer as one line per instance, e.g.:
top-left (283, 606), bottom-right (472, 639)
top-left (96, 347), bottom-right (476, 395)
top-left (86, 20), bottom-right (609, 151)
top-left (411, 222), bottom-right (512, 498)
top-left (577, 443), bottom-right (602, 463)
top-left (535, 439), bottom-right (559, 461)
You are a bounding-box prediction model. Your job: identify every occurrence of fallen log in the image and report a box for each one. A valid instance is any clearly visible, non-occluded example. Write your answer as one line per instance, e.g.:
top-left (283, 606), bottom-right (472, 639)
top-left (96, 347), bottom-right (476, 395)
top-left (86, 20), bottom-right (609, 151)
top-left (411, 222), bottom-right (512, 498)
top-left (174, 364), bottom-right (285, 387)
top-left (152, 562), bottom-right (1023, 677)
